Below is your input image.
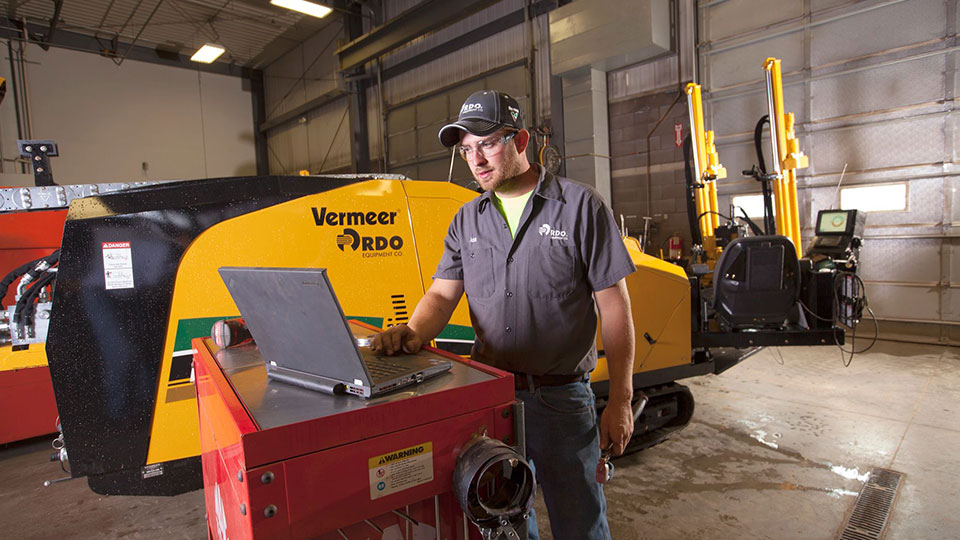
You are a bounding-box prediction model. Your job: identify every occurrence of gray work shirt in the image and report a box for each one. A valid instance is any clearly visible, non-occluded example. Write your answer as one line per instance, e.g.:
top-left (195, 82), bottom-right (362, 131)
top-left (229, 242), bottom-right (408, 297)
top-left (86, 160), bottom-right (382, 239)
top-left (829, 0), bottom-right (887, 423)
top-left (434, 166), bottom-right (636, 376)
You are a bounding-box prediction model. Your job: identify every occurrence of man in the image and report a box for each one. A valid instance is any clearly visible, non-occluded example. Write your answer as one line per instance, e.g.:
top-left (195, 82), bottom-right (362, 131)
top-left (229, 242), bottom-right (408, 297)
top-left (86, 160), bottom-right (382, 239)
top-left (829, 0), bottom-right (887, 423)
top-left (370, 90), bottom-right (636, 540)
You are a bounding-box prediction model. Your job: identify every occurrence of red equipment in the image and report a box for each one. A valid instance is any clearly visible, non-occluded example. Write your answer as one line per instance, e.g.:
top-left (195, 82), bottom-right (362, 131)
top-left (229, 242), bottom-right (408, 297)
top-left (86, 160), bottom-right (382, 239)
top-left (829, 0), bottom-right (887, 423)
top-left (193, 323), bottom-right (520, 540)
top-left (668, 235), bottom-right (683, 261)
top-left (0, 208), bottom-right (65, 445)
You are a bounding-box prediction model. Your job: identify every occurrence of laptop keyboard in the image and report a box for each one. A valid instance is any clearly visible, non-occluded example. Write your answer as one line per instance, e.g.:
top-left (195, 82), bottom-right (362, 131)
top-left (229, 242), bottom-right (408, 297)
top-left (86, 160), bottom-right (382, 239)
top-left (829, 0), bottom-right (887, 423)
top-left (366, 357), bottom-right (411, 381)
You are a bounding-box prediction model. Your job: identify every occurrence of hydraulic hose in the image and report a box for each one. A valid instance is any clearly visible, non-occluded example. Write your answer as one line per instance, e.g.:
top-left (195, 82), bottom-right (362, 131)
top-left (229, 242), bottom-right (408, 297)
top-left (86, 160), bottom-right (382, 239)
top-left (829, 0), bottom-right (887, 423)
top-left (753, 116), bottom-right (777, 235)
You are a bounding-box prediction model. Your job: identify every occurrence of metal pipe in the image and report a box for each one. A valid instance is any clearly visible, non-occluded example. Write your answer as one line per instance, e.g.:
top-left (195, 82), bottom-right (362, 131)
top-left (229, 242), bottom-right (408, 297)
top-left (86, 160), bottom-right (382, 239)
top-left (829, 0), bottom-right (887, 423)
top-left (17, 23), bottom-right (33, 139)
top-left (525, 0), bottom-right (537, 130)
top-left (376, 58), bottom-right (387, 172)
top-left (115, 0), bottom-right (164, 65)
top-left (6, 40), bottom-right (24, 173)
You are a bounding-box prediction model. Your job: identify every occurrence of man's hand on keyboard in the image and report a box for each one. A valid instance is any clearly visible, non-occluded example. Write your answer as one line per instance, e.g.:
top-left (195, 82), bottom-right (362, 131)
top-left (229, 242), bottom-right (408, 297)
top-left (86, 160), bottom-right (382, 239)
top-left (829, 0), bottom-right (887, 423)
top-left (370, 324), bottom-right (422, 356)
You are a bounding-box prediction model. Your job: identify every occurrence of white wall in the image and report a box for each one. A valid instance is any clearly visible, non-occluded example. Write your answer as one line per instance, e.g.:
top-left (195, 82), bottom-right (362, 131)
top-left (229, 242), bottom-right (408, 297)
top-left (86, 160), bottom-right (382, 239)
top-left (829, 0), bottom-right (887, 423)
top-left (0, 42), bottom-right (256, 185)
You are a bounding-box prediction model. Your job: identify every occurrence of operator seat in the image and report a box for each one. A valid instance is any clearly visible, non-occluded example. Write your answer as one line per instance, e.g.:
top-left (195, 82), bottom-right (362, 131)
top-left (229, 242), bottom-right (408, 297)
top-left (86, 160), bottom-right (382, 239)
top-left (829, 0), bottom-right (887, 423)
top-left (713, 235), bottom-right (800, 330)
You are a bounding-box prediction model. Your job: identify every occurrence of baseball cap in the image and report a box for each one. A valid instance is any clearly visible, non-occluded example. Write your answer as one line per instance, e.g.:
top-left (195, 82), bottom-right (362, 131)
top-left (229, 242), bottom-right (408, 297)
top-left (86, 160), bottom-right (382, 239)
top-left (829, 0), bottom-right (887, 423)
top-left (438, 90), bottom-right (524, 147)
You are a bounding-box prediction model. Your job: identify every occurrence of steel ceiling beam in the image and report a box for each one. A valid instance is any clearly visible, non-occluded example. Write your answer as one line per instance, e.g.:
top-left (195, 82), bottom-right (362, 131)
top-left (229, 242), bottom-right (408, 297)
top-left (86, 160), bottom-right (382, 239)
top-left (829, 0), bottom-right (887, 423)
top-left (335, 0), bottom-right (501, 72)
top-left (0, 20), bottom-right (254, 78)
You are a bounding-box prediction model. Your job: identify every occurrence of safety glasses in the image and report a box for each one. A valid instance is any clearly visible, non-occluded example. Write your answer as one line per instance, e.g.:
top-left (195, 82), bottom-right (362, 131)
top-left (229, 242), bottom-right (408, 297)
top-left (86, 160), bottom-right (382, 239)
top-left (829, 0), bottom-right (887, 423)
top-left (457, 131), bottom-right (517, 162)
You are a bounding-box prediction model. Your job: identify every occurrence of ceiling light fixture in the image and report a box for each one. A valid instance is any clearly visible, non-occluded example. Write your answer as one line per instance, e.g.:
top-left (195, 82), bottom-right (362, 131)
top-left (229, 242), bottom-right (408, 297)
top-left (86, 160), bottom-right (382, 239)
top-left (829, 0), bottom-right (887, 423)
top-left (270, 0), bottom-right (333, 19)
top-left (190, 43), bottom-right (225, 64)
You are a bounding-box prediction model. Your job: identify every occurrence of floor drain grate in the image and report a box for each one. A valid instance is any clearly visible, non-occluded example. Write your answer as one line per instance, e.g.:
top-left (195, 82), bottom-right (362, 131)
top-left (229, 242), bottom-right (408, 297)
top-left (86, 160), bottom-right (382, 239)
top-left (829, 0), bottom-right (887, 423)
top-left (837, 468), bottom-right (905, 540)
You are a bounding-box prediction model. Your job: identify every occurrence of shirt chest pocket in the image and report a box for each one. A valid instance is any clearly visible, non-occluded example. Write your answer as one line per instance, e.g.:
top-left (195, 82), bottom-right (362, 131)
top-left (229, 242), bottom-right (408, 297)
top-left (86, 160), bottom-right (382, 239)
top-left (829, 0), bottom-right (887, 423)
top-left (463, 247), bottom-right (496, 299)
top-left (528, 244), bottom-right (580, 298)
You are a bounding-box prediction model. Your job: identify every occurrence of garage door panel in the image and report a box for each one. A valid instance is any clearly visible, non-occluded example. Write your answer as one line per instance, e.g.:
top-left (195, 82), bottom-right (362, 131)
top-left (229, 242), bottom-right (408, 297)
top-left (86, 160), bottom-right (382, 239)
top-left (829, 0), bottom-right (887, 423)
top-left (810, 55), bottom-right (945, 121)
top-left (943, 287), bottom-right (959, 322)
top-left (857, 238), bottom-right (941, 284)
top-left (417, 123), bottom-right (447, 158)
top-left (416, 94), bottom-right (448, 126)
top-left (815, 177), bottom-right (943, 229)
top-left (388, 133), bottom-right (416, 166)
top-left (810, 0), bottom-right (946, 66)
top-left (707, 0), bottom-right (804, 43)
top-left (709, 33), bottom-right (803, 90)
top-left (387, 106), bottom-right (416, 135)
top-left (808, 116), bottom-right (944, 173)
top-left (949, 239), bottom-right (960, 286)
top-left (867, 283), bottom-right (941, 321)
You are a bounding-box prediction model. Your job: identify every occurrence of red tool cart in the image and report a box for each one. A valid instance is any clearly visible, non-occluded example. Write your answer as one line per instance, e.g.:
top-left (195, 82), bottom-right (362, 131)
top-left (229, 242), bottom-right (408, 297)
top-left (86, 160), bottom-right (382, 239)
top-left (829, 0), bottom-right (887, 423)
top-left (193, 323), bottom-right (523, 540)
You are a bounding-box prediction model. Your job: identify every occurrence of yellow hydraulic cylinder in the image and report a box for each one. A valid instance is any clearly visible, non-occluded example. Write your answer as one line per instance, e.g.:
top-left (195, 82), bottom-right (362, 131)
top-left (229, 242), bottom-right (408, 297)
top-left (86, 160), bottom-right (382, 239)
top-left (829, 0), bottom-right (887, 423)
top-left (783, 113), bottom-right (807, 257)
top-left (685, 83), bottom-right (710, 239)
top-left (704, 130), bottom-right (726, 230)
top-left (685, 83), bottom-right (726, 241)
top-left (763, 57), bottom-right (807, 257)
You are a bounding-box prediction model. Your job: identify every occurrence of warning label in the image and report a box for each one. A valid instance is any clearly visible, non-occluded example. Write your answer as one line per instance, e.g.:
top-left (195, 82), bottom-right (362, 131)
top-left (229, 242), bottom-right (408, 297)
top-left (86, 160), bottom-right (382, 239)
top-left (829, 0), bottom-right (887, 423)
top-left (102, 241), bottom-right (134, 290)
top-left (368, 442), bottom-right (433, 500)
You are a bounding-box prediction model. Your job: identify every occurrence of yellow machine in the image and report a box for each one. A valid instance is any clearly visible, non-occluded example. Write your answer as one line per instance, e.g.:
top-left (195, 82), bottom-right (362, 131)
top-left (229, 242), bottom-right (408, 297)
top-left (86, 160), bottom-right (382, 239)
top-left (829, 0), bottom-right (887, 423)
top-left (42, 173), bottom-right (717, 494)
top-left (40, 62), bottom-right (836, 498)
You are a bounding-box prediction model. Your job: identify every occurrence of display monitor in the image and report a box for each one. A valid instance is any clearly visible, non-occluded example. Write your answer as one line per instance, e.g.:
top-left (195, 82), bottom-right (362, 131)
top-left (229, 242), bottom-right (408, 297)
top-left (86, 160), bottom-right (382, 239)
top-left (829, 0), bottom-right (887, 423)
top-left (817, 210), bottom-right (852, 235)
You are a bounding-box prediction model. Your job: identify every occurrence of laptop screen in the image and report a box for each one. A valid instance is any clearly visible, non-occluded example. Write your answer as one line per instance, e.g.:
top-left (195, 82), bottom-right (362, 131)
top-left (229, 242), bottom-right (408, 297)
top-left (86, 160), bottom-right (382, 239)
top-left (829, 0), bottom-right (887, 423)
top-left (218, 267), bottom-right (371, 387)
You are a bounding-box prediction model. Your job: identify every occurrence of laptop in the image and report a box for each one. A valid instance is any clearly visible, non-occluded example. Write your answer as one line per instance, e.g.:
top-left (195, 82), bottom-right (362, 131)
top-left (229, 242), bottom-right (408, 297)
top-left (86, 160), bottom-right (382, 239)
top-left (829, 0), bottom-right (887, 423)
top-left (218, 266), bottom-right (453, 398)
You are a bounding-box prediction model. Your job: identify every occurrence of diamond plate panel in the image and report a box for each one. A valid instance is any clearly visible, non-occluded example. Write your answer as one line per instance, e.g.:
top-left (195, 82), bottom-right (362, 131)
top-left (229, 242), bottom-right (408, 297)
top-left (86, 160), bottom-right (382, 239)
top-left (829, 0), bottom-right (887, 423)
top-left (857, 238), bottom-right (941, 283)
top-left (810, 0), bottom-right (946, 66)
top-left (808, 115), bottom-right (945, 173)
top-left (0, 182), bottom-right (158, 212)
top-left (811, 55), bottom-right (946, 121)
top-left (705, 0), bottom-right (804, 43)
top-left (708, 33), bottom-right (804, 90)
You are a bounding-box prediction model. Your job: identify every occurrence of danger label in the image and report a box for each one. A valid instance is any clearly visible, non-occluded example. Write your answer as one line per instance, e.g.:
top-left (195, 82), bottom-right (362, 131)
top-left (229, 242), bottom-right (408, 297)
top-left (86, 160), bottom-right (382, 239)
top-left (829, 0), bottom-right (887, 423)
top-left (102, 241), bottom-right (134, 290)
top-left (368, 442), bottom-right (433, 500)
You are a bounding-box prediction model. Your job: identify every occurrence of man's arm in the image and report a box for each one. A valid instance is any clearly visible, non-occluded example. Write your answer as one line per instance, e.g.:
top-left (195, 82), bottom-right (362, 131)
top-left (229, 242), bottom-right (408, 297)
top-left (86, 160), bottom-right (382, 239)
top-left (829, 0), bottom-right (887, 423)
top-left (370, 278), bottom-right (464, 355)
top-left (596, 278), bottom-right (636, 456)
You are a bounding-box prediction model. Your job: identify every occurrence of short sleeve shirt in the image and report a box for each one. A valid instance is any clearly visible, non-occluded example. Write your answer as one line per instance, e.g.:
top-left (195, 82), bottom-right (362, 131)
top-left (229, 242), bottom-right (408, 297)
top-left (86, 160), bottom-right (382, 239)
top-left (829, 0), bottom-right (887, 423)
top-left (434, 166), bottom-right (636, 376)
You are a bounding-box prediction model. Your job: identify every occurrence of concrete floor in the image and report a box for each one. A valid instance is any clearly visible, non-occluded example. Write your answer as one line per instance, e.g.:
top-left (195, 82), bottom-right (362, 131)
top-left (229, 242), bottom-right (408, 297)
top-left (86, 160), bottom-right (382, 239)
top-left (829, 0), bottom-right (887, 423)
top-left (2, 340), bottom-right (957, 539)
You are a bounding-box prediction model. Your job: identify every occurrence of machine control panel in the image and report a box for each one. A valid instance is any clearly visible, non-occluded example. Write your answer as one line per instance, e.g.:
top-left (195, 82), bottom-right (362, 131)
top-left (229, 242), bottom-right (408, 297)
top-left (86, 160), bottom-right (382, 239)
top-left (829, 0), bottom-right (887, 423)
top-left (806, 209), bottom-right (866, 258)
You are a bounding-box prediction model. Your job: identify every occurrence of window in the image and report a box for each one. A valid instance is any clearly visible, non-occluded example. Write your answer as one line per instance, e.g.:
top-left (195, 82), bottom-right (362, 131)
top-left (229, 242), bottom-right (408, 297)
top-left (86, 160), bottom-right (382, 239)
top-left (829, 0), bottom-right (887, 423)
top-left (840, 183), bottom-right (907, 212)
top-left (731, 194), bottom-right (774, 219)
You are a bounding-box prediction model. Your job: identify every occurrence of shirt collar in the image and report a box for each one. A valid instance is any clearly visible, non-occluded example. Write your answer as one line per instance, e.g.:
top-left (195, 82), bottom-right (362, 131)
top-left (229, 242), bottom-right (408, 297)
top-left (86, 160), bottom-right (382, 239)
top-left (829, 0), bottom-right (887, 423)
top-left (477, 164), bottom-right (564, 213)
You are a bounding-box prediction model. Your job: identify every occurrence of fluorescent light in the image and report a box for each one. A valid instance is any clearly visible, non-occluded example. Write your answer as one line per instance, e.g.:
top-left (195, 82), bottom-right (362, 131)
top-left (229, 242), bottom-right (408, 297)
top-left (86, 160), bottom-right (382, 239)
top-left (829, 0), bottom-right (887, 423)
top-left (190, 44), bottom-right (225, 64)
top-left (271, 0), bottom-right (332, 18)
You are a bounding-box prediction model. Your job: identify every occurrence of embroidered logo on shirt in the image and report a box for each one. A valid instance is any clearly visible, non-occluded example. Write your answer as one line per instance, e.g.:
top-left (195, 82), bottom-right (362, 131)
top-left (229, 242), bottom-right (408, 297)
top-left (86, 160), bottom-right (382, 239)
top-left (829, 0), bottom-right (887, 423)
top-left (470, 237), bottom-right (478, 243)
top-left (538, 223), bottom-right (568, 240)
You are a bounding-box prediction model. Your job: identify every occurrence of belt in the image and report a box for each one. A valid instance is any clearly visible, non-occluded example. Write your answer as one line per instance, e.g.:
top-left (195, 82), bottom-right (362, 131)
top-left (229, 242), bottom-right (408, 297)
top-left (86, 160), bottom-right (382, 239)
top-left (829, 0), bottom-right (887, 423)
top-left (511, 372), bottom-right (585, 392)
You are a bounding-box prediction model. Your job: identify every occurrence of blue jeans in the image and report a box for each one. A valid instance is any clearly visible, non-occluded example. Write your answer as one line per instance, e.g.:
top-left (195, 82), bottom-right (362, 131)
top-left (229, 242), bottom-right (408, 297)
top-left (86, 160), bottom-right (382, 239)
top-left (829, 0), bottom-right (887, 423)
top-left (517, 379), bottom-right (610, 540)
